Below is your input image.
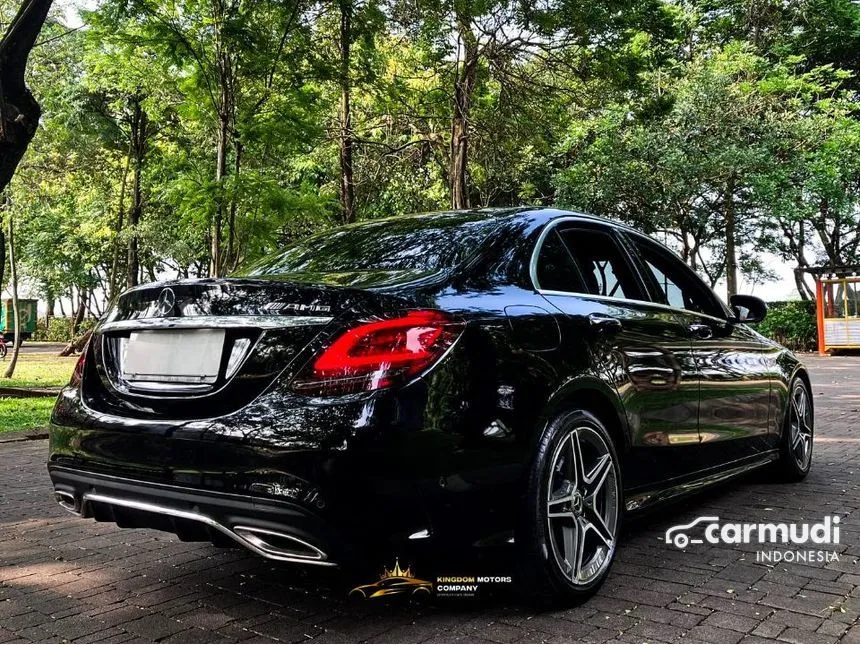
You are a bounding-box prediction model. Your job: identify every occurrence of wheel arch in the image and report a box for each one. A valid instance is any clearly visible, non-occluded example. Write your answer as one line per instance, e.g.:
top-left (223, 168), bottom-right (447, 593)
top-left (541, 376), bottom-right (631, 456)
top-left (788, 365), bottom-right (814, 423)
top-left (793, 367), bottom-right (812, 406)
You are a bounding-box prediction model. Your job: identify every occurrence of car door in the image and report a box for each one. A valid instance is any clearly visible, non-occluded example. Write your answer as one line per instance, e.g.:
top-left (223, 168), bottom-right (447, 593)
top-left (624, 232), bottom-right (776, 465)
top-left (533, 220), bottom-right (701, 490)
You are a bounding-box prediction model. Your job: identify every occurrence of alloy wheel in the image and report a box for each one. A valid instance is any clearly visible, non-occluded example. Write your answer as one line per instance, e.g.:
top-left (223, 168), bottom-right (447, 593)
top-left (789, 383), bottom-right (813, 470)
top-left (546, 425), bottom-right (619, 586)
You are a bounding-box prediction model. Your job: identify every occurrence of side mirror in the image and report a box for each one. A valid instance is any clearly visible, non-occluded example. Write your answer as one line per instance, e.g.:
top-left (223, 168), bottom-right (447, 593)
top-left (729, 294), bottom-right (767, 324)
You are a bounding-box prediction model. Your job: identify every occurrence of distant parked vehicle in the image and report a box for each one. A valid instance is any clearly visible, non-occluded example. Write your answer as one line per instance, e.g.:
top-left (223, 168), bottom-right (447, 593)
top-left (0, 299), bottom-right (37, 344)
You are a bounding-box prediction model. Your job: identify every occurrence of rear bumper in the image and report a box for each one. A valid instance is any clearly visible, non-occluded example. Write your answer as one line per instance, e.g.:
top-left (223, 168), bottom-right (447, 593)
top-left (48, 465), bottom-right (346, 566)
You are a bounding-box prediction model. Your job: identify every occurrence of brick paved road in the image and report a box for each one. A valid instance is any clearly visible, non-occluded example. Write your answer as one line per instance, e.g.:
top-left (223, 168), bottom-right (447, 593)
top-left (1, 355), bottom-right (858, 643)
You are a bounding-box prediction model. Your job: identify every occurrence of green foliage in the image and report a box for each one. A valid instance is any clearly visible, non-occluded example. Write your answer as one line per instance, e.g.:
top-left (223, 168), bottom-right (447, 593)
top-left (6, 0), bottom-right (860, 313)
top-left (33, 317), bottom-right (97, 343)
top-left (757, 301), bottom-right (818, 351)
top-left (0, 398), bottom-right (55, 433)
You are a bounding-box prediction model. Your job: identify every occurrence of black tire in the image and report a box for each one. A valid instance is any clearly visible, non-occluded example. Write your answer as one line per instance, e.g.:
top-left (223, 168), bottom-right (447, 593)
top-left (516, 410), bottom-right (622, 609)
top-left (0, 343), bottom-right (7, 360)
top-left (775, 377), bottom-right (813, 481)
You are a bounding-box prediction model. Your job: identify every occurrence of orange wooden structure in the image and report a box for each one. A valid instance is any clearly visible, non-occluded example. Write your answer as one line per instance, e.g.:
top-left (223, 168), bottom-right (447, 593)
top-left (805, 267), bottom-right (860, 355)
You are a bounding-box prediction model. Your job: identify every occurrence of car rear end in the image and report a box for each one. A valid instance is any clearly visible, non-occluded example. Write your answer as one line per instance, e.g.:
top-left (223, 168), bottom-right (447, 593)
top-left (48, 212), bottom-right (500, 566)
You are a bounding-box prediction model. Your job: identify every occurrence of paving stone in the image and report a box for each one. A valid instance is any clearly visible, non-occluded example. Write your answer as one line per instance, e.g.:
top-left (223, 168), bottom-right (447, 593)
top-left (684, 624), bottom-right (745, 643)
top-left (701, 611), bottom-right (761, 633)
top-left (777, 626), bottom-right (839, 643)
top-left (0, 355), bottom-right (858, 645)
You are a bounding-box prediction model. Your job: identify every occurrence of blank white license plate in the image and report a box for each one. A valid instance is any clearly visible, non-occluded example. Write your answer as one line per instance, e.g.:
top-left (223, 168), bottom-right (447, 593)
top-left (122, 330), bottom-right (225, 384)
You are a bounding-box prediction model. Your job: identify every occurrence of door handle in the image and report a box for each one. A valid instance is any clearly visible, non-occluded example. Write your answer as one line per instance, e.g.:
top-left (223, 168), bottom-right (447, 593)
top-left (688, 323), bottom-right (714, 340)
top-left (588, 313), bottom-right (623, 334)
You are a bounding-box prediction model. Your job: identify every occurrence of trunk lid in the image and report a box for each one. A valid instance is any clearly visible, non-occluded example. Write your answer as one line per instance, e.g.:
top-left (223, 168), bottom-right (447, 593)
top-left (84, 276), bottom-right (425, 420)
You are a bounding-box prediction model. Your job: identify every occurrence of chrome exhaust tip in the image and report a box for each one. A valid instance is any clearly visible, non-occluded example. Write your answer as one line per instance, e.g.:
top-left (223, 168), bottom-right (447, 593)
top-left (78, 492), bottom-right (336, 566)
top-left (55, 490), bottom-right (80, 515)
top-left (232, 525), bottom-right (328, 562)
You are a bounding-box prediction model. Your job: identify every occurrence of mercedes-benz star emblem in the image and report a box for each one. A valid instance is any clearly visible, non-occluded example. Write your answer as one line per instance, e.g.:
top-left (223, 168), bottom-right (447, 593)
top-left (155, 288), bottom-right (176, 317)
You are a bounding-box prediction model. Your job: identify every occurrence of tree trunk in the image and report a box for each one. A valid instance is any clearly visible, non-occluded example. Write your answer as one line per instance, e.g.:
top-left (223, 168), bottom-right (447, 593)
top-left (210, 0), bottom-right (235, 278)
top-left (110, 149), bottom-right (131, 299)
top-left (813, 198), bottom-right (840, 265)
top-left (724, 174), bottom-right (738, 299)
top-left (226, 137), bottom-right (242, 272)
top-left (126, 94), bottom-right (147, 289)
top-left (338, 0), bottom-right (355, 224)
top-left (71, 289), bottom-right (86, 336)
top-left (0, 227), bottom-right (5, 289)
top-left (449, 19), bottom-right (478, 210)
top-left (59, 328), bottom-right (91, 357)
top-left (4, 209), bottom-right (21, 378)
top-left (794, 221), bottom-right (813, 301)
top-left (212, 110), bottom-right (229, 277)
top-left (0, 0), bottom-right (55, 196)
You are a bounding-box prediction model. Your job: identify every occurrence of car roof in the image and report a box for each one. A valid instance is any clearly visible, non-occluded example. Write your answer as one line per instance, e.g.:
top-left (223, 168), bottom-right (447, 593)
top-left (344, 206), bottom-right (627, 234)
top-left (368, 206), bottom-right (635, 234)
top-left (506, 207), bottom-right (635, 231)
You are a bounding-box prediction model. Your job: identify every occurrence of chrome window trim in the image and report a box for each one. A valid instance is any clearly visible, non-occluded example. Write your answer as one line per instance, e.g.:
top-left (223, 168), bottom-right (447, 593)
top-left (535, 289), bottom-right (731, 326)
top-left (529, 217), bottom-right (731, 326)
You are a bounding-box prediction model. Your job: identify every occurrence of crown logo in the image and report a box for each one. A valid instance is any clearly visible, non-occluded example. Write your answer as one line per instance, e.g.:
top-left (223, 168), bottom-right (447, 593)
top-left (380, 558), bottom-right (413, 580)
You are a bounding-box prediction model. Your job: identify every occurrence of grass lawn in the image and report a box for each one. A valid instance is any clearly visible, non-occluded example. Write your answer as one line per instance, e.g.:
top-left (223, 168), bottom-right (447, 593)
top-left (0, 397), bottom-right (55, 434)
top-left (0, 353), bottom-right (78, 388)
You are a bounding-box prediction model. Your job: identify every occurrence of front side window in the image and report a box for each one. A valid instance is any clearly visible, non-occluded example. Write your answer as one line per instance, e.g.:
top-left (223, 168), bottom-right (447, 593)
top-left (630, 235), bottom-right (725, 318)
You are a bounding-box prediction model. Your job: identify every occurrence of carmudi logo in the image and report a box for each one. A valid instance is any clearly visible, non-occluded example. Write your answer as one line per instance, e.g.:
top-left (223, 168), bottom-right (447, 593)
top-left (665, 516), bottom-right (841, 564)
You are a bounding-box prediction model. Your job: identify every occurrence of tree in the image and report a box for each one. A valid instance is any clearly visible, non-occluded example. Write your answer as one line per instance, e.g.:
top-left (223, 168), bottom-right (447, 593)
top-left (556, 45), bottom-right (791, 297)
top-left (3, 201), bottom-right (20, 377)
top-left (393, 0), bottom-right (675, 209)
top-left (0, 0), bottom-right (54, 194)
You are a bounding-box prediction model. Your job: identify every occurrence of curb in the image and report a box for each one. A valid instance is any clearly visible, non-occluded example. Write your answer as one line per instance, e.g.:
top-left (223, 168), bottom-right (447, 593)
top-left (0, 431), bottom-right (48, 444)
top-left (0, 387), bottom-right (61, 398)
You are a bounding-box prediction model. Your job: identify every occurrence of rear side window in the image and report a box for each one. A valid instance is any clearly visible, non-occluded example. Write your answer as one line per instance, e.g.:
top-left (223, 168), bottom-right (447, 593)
top-left (556, 228), bottom-right (643, 300)
top-left (534, 230), bottom-right (584, 293)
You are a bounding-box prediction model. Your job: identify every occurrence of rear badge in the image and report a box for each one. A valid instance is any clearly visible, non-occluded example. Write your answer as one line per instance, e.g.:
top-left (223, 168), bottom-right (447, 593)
top-left (155, 288), bottom-right (176, 317)
top-left (262, 302), bottom-right (332, 314)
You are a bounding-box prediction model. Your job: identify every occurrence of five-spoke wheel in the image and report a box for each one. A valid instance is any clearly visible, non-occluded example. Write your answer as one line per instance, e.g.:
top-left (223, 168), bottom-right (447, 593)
top-left (789, 382), bottom-right (813, 471)
top-left (517, 410), bottom-right (622, 607)
top-left (777, 378), bottom-right (813, 481)
top-left (546, 426), bottom-right (619, 586)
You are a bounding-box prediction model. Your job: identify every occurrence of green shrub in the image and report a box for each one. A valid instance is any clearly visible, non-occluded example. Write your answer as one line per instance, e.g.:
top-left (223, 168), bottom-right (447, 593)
top-left (33, 317), bottom-right (97, 342)
top-left (757, 300), bottom-right (817, 352)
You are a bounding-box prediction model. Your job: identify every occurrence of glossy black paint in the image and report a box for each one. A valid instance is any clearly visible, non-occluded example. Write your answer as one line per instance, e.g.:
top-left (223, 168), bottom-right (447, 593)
top-left (48, 208), bottom-right (809, 563)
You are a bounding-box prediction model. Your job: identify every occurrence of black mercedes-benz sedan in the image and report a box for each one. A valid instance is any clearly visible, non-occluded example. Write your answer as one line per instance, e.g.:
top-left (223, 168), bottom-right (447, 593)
top-left (49, 207), bottom-right (813, 606)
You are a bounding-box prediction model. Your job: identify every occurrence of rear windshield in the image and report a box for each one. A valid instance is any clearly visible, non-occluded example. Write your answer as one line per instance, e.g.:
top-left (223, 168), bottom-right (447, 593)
top-left (244, 213), bottom-right (498, 276)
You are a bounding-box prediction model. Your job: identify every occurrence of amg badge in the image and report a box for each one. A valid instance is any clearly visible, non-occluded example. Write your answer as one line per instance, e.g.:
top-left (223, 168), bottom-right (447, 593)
top-left (262, 302), bottom-right (332, 314)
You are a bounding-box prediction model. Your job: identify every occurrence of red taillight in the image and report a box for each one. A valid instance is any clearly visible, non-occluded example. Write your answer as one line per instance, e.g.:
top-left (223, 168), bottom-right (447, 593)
top-left (292, 310), bottom-right (463, 395)
top-left (69, 345), bottom-right (88, 387)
